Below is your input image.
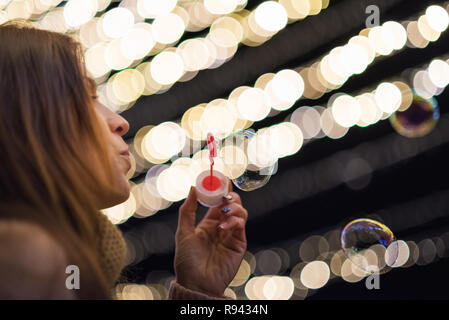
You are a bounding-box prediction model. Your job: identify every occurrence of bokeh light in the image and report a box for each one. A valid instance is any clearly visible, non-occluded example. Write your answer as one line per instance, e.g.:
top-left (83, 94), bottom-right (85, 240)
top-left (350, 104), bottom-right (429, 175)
top-left (390, 94), bottom-right (440, 138)
top-left (341, 218), bottom-right (398, 274)
top-left (230, 130), bottom-right (277, 191)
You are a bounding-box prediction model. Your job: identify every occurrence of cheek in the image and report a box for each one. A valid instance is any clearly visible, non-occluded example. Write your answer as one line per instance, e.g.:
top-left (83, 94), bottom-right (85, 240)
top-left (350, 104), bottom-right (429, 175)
top-left (110, 158), bottom-right (131, 203)
top-left (115, 156), bottom-right (131, 185)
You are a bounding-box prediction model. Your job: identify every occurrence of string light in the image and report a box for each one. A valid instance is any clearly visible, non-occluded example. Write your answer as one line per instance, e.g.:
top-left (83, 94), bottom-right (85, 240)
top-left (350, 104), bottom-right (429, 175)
top-left (116, 6), bottom-right (449, 219)
top-left (83, 0), bottom-right (329, 111)
top-left (3, 1), bottom-right (449, 299)
top-left (125, 4), bottom-right (448, 162)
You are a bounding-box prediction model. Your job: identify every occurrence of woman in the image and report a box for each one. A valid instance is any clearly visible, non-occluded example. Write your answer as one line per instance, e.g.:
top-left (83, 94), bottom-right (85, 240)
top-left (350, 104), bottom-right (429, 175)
top-left (0, 19), bottom-right (248, 300)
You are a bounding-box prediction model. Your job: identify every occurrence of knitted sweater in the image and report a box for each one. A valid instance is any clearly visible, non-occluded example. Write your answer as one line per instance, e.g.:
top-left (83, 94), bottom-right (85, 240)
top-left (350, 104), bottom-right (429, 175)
top-left (97, 211), bottom-right (232, 300)
top-left (0, 201), bottom-right (230, 300)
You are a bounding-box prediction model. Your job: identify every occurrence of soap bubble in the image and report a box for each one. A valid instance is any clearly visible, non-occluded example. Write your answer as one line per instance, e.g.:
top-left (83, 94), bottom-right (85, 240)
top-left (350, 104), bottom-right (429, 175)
top-left (341, 218), bottom-right (398, 274)
top-left (223, 129), bottom-right (277, 191)
top-left (390, 94), bottom-right (440, 138)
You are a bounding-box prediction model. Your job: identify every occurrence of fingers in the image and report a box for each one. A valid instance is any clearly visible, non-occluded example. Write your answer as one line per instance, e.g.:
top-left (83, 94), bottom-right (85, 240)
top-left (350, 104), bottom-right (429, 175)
top-left (222, 191), bottom-right (242, 206)
top-left (177, 186), bottom-right (197, 236)
top-left (219, 215), bottom-right (245, 231)
top-left (219, 203), bottom-right (248, 221)
top-left (218, 216), bottom-right (246, 249)
top-left (201, 189), bottom-right (242, 222)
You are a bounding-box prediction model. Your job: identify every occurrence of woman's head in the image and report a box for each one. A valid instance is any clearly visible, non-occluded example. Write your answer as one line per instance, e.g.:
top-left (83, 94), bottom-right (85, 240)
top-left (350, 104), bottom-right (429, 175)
top-left (0, 19), bottom-right (131, 210)
top-left (0, 19), bottom-right (132, 297)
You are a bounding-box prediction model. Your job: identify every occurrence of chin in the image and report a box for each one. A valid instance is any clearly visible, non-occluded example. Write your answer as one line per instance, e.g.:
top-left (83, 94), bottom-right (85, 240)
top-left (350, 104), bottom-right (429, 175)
top-left (100, 179), bottom-right (131, 209)
top-left (115, 181), bottom-right (131, 204)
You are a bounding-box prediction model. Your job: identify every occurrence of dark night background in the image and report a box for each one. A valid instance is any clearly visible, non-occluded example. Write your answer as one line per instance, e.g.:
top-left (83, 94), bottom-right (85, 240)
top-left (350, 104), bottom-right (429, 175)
top-left (113, 0), bottom-right (449, 299)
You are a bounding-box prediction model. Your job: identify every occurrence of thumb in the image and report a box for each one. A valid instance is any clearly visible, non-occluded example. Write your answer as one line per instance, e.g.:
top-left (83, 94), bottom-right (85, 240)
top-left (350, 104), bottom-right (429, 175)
top-left (178, 186), bottom-right (197, 236)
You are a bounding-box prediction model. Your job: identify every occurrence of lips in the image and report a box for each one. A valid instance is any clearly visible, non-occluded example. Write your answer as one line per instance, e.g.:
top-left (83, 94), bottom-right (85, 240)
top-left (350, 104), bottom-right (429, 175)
top-left (120, 151), bottom-right (132, 173)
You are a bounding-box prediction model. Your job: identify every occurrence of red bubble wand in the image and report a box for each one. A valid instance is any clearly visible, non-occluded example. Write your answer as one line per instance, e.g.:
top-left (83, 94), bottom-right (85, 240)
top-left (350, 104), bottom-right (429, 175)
top-left (203, 132), bottom-right (220, 191)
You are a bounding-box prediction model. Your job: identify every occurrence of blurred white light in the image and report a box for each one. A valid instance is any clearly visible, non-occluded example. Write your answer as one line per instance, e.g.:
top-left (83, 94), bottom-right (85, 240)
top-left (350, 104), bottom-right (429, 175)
top-left (138, 0), bottom-right (177, 19)
top-left (328, 47), bottom-right (351, 79)
top-left (0, 10), bottom-right (7, 25)
top-left (348, 35), bottom-right (376, 64)
top-left (177, 38), bottom-right (211, 71)
top-left (200, 99), bottom-right (237, 139)
top-left (290, 106), bottom-right (321, 139)
top-left (331, 94), bottom-right (361, 127)
top-left (413, 70), bottom-right (439, 99)
top-left (375, 82), bottom-right (402, 113)
top-left (269, 122), bottom-right (304, 157)
top-left (150, 51), bottom-right (184, 85)
top-left (156, 166), bottom-right (191, 201)
top-left (97, 0), bottom-right (112, 12)
top-left (387, 240), bottom-right (410, 268)
top-left (300, 261), bottom-right (330, 289)
top-left (320, 107), bottom-right (349, 139)
top-left (425, 5), bottom-right (449, 32)
top-left (417, 16), bottom-right (441, 42)
top-left (263, 276), bottom-right (295, 300)
top-left (254, 1), bottom-right (287, 33)
top-left (150, 122), bottom-right (186, 159)
top-left (382, 21), bottom-right (407, 50)
top-left (152, 13), bottom-right (185, 44)
top-left (266, 69), bottom-right (304, 111)
top-left (428, 59), bottom-right (449, 88)
top-left (204, 0), bottom-right (237, 15)
top-left (237, 88), bottom-right (271, 121)
top-left (111, 69), bottom-right (145, 103)
top-left (105, 38), bottom-right (133, 70)
top-left (102, 7), bottom-right (135, 39)
top-left (368, 25), bottom-right (394, 55)
top-left (85, 43), bottom-right (110, 78)
top-left (321, 54), bottom-right (348, 85)
top-left (356, 93), bottom-right (382, 126)
top-left (121, 26), bottom-right (155, 60)
top-left (340, 43), bottom-right (369, 75)
top-left (219, 145), bottom-right (248, 179)
top-left (247, 130), bottom-right (278, 168)
top-left (64, 0), bottom-right (98, 28)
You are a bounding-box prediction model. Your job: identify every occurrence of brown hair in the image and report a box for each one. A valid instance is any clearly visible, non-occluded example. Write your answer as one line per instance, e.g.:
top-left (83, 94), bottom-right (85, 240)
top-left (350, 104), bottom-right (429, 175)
top-left (0, 19), bottom-right (119, 298)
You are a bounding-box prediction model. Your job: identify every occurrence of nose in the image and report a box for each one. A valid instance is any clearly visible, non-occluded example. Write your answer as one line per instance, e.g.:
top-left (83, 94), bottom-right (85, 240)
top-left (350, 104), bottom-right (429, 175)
top-left (109, 113), bottom-right (130, 136)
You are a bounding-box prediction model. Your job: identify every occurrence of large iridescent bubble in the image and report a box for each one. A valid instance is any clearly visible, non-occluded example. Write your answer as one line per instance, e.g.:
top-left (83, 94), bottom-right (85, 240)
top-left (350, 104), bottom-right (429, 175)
top-left (341, 218), bottom-right (398, 274)
top-left (226, 129), bottom-right (277, 191)
top-left (390, 94), bottom-right (440, 138)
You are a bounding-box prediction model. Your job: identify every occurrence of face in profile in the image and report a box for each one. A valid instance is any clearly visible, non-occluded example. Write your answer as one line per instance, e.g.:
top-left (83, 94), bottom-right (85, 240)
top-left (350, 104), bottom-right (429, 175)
top-left (92, 99), bottom-right (132, 209)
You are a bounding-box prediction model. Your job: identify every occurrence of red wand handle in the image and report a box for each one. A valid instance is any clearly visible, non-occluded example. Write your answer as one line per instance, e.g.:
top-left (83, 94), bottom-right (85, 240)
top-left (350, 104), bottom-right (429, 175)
top-left (207, 133), bottom-right (217, 185)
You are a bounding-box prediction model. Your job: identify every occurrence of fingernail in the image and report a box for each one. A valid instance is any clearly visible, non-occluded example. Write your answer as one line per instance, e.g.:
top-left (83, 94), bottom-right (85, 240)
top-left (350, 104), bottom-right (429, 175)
top-left (221, 206), bottom-right (231, 214)
top-left (219, 222), bottom-right (228, 229)
top-left (224, 194), bottom-right (233, 200)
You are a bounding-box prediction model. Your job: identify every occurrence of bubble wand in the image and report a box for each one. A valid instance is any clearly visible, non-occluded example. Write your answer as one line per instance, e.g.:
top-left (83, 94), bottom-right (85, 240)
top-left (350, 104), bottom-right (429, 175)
top-left (195, 132), bottom-right (229, 207)
top-left (207, 132), bottom-right (217, 188)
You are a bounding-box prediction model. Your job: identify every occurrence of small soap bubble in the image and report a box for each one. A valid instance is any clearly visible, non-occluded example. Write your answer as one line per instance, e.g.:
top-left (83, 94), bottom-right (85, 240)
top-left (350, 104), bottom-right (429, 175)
top-left (225, 129), bottom-right (277, 191)
top-left (341, 218), bottom-right (398, 274)
top-left (390, 94), bottom-right (440, 138)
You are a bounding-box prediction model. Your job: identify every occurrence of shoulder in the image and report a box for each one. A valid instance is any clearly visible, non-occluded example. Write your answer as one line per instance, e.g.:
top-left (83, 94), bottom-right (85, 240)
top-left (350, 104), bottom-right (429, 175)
top-left (0, 220), bottom-right (75, 299)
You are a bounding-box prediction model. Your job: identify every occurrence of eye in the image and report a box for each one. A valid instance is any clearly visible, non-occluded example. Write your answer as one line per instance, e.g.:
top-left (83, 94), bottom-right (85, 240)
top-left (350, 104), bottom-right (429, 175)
top-left (92, 95), bottom-right (98, 100)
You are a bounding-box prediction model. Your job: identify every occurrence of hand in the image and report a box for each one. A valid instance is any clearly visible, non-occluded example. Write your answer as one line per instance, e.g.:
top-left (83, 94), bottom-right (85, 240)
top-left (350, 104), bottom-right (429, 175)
top-left (174, 180), bottom-right (248, 297)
